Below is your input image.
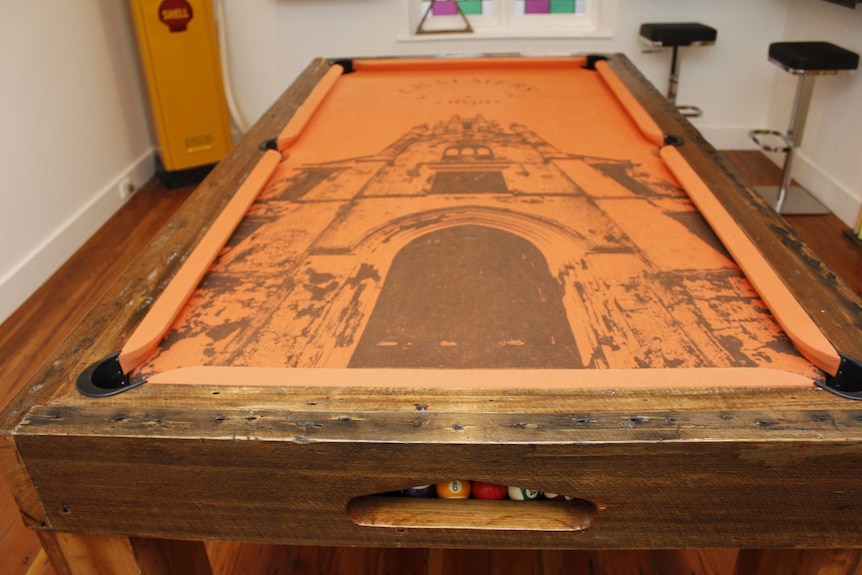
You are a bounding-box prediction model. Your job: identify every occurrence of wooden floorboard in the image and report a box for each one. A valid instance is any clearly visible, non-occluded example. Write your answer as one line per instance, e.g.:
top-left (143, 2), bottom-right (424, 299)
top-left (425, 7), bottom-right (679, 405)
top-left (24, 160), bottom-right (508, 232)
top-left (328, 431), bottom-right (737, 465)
top-left (0, 180), bottom-right (195, 575)
top-left (722, 150), bottom-right (862, 296)
top-left (0, 151), bottom-right (857, 575)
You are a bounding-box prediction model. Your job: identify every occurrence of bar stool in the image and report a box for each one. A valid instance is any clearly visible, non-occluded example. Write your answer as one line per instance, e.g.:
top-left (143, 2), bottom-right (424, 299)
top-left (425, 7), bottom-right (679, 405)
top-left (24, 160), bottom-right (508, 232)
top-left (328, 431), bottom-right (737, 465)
top-left (639, 22), bottom-right (717, 117)
top-left (750, 42), bottom-right (859, 213)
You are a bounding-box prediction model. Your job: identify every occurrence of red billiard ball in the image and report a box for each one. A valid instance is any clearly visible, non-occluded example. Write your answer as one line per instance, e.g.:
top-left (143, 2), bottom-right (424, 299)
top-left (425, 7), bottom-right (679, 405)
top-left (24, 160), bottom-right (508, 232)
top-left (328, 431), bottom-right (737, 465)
top-left (472, 481), bottom-right (507, 500)
top-left (436, 480), bottom-right (471, 499)
top-left (507, 486), bottom-right (542, 500)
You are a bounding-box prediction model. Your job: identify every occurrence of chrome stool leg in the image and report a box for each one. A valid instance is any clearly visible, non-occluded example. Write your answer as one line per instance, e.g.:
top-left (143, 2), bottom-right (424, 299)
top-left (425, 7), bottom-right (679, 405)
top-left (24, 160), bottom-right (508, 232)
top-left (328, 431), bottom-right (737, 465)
top-left (667, 45), bottom-right (681, 104)
top-left (666, 46), bottom-right (704, 117)
top-left (775, 74), bottom-right (815, 213)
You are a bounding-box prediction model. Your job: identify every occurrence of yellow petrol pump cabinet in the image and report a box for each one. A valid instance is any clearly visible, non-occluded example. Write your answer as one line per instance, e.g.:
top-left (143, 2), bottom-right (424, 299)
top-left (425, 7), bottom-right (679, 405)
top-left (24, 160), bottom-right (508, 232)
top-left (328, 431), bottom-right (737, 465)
top-left (129, 0), bottom-right (233, 187)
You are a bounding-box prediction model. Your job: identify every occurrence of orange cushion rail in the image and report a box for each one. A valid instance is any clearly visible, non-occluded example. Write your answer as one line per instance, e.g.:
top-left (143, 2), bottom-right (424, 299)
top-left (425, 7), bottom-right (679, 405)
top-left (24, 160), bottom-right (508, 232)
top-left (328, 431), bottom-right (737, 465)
top-left (661, 145), bottom-right (841, 376)
top-left (118, 150), bottom-right (282, 374)
top-left (148, 366), bottom-right (813, 390)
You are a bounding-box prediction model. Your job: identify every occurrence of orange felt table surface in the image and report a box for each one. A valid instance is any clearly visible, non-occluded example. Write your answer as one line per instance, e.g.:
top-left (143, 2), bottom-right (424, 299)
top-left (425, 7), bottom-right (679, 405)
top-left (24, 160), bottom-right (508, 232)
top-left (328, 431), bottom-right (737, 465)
top-left (100, 55), bottom-right (841, 396)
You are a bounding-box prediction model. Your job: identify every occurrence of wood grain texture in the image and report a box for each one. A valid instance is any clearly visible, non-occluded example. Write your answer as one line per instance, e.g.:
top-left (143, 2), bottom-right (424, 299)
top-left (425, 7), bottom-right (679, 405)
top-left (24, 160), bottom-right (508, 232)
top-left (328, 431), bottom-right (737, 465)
top-left (0, 54), bottom-right (861, 575)
top-left (205, 547), bottom-right (739, 575)
top-left (734, 549), bottom-right (862, 575)
top-left (35, 533), bottom-right (212, 575)
top-left (11, 381), bottom-right (862, 549)
top-left (0, 499), bottom-right (42, 574)
top-left (21, 550), bottom-right (54, 575)
top-left (37, 532), bottom-right (140, 575)
top-left (130, 537), bottom-right (213, 575)
top-left (721, 155), bottom-right (862, 299)
top-left (347, 496), bottom-right (596, 532)
top-left (0, 178), bottom-right (194, 575)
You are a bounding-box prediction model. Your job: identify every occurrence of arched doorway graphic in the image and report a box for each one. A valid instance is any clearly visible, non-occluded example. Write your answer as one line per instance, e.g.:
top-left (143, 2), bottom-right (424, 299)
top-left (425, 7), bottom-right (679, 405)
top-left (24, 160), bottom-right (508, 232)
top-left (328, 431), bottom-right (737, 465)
top-left (349, 225), bottom-right (582, 368)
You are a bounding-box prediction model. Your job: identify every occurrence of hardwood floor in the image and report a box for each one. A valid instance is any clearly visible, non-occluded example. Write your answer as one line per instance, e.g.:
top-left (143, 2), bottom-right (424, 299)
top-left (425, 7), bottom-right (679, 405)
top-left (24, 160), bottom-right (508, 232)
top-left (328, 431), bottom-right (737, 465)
top-left (722, 151), bottom-right (862, 296)
top-left (0, 179), bottom-right (195, 575)
top-left (204, 546), bottom-right (741, 575)
top-left (0, 151), bottom-right (859, 575)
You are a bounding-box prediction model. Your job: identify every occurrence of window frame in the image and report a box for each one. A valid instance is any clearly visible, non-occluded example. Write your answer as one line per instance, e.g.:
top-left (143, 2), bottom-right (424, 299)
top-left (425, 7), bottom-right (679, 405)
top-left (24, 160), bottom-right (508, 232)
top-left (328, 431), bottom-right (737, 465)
top-left (405, 0), bottom-right (617, 40)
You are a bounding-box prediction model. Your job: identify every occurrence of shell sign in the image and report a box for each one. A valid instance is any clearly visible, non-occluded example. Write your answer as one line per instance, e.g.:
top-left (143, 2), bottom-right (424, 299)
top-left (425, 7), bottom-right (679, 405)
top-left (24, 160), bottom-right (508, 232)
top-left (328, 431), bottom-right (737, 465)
top-left (159, 0), bottom-right (193, 32)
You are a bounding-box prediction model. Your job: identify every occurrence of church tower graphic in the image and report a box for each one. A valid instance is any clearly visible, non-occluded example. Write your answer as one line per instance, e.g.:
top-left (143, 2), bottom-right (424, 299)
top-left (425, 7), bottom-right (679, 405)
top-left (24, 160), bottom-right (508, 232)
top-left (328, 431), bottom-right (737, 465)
top-left (136, 115), bottom-right (818, 380)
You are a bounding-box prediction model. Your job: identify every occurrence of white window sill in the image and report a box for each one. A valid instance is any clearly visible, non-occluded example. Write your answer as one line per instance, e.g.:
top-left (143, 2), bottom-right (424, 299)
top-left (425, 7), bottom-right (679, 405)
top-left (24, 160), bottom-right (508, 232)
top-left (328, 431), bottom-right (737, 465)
top-left (397, 28), bottom-right (614, 41)
top-left (400, 0), bottom-right (618, 43)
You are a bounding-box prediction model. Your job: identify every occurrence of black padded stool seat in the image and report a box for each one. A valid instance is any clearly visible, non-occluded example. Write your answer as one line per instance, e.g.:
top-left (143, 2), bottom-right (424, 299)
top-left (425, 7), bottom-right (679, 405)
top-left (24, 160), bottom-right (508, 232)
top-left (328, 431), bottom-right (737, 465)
top-left (639, 23), bottom-right (717, 47)
top-left (769, 42), bottom-right (859, 73)
top-left (639, 23), bottom-right (717, 117)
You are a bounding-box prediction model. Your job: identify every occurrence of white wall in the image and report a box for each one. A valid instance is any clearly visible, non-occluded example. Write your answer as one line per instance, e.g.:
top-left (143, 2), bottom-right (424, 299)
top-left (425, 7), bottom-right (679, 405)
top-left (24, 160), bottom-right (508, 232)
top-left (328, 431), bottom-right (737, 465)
top-left (770, 0), bottom-right (862, 227)
top-left (222, 0), bottom-right (789, 153)
top-left (0, 2), bottom-right (153, 322)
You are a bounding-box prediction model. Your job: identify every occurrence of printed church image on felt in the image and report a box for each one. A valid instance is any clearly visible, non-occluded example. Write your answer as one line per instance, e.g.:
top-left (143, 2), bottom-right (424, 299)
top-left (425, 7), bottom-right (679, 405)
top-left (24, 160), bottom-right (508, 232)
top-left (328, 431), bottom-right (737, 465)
top-left (134, 114), bottom-right (821, 381)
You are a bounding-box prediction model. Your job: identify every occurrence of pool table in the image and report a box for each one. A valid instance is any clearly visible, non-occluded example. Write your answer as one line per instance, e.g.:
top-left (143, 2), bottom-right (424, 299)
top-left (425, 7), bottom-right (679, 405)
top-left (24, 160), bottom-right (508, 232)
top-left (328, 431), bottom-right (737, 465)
top-left (2, 54), bottom-right (862, 575)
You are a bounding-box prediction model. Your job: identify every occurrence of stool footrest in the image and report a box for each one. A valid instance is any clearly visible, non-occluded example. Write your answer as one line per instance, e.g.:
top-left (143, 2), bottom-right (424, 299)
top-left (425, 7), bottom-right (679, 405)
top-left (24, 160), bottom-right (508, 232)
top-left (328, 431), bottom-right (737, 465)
top-left (754, 185), bottom-right (830, 215)
top-left (676, 105), bottom-right (702, 118)
top-left (749, 129), bottom-right (792, 153)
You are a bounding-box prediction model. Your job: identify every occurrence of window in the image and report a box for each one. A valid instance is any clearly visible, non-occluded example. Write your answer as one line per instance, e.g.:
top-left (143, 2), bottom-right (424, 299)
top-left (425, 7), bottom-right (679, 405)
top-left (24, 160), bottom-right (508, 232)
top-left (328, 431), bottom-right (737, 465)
top-left (409, 0), bottom-right (615, 39)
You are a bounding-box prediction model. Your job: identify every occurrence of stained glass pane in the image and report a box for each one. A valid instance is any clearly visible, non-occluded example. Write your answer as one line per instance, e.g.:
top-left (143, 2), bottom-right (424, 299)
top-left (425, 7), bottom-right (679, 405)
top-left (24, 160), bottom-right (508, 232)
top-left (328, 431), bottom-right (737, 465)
top-left (429, 1), bottom-right (487, 16)
top-left (432, 1), bottom-right (457, 16)
top-left (422, 0), bottom-right (586, 20)
top-left (514, 0), bottom-right (584, 14)
top-left (460, 1), bottom-right (484, 14)
top-left (550, 0), bottom-right (575, 12)
top-left (525, 0), bottom-right (549, 13)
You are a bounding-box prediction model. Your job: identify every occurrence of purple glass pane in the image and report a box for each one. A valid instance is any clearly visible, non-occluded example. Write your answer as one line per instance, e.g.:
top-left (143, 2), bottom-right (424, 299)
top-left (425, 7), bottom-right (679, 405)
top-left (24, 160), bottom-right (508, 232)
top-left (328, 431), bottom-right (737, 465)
top-left (432, 1), bottom-right (459, 16)
top-left (525, 0), bottom-right (550, 14)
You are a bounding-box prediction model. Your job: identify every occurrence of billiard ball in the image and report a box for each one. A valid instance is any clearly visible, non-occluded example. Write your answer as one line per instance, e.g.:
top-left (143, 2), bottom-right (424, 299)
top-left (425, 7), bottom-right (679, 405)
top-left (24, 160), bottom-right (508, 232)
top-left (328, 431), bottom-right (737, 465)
top-left (543, 492), bottom-right (575, 501)
top-left (472, 481), bottom-right (507, 500)
top-left (436, 480), bottom-right (471, 499)
top-left (507, 486), bottom-right (542, 500)
top-left (402, 485), bottom-right (436, 498)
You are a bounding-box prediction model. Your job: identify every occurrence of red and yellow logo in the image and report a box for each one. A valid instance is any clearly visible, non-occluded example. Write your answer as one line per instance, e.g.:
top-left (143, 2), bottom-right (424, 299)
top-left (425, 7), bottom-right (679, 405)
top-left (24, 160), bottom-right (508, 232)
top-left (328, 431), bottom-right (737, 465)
top-left (159, 0), bottom-right (194, 32)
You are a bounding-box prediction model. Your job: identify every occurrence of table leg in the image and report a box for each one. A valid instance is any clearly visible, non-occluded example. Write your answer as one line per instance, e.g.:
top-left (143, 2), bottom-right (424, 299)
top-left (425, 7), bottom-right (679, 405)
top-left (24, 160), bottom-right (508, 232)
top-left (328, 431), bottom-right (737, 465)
top-left (37, 531), bottom-right (213, 575)
top-left (734, 549), bottom-right (862, 575)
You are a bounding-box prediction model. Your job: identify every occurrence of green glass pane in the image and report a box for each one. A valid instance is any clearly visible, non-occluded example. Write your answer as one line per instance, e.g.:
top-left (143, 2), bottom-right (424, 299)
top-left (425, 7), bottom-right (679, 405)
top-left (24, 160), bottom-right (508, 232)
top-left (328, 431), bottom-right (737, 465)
top-left (459, 1), bottom-right (483, 15)
top-left (550, 0), bottom-right (574, 13)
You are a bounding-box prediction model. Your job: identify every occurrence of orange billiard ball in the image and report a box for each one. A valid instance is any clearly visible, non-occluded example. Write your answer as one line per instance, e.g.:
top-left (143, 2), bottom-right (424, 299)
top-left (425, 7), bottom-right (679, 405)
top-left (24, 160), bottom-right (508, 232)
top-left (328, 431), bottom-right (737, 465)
top-left (436, 480), bottom-right (471, 499)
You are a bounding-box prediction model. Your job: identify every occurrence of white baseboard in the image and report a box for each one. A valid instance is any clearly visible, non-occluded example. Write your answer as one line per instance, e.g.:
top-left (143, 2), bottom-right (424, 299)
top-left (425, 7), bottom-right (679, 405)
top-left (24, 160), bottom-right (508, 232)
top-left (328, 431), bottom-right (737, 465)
top-left (789, 151), bottom-right (861, 229)
top-left (696, 125), bottom-right (759, 151)
top-left (698, 127), bottom-right (860, 228)
top-left (0, 149), bottom-right (155, 324)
